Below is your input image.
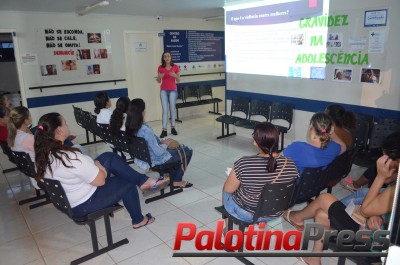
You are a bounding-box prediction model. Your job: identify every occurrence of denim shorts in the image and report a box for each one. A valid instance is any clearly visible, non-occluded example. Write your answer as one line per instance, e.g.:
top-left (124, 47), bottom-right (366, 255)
top-left (223, 191), bottom-right (272, 223)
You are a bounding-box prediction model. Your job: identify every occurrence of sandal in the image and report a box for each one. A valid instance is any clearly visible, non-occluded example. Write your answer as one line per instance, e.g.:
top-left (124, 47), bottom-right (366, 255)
top-left (283, 209), bottom-right (304, 231)
top-left (173, 181), bottom-right (193, 189)
top-left (132, 213), bottom-right (155, 229)
top-left (142, 176), bottom-right (170, 197)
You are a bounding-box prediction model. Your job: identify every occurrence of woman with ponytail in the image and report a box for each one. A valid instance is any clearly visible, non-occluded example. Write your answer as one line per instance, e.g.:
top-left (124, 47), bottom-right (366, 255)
top-left (109, 96), bottom-right (130, 136)
top-left (282, 112), bottom-right (341, 174)
top-left (34, 112), bottom-right (169, 229)
top-left (325, 104), bottom-right (357, 153)
top-left (223, 122), bottom-right (299, 223)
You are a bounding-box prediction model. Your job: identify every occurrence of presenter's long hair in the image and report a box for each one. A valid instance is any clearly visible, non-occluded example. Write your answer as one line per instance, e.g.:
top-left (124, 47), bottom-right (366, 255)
top-left (161, 51), bottom-right (174, 67)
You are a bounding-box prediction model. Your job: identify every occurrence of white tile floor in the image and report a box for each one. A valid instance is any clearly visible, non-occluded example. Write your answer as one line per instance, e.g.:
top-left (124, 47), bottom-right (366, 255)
top-left (0, 113), bottom-right (364, 265)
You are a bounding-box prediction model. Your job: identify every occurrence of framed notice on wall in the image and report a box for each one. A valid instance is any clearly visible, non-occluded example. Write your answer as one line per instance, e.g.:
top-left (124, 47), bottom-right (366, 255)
top-left (34, 28), bottom-right (113, 83)
top-left (163, 30), bottom-right (225, 75)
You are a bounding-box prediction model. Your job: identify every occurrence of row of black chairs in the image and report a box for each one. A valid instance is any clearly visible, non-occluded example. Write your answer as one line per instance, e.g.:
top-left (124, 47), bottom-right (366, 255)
top-left (9, 150), bottom-right (128, 265)
top-left (72, 105), bottom-right (103, 146)
top-left (72, 106), bottom-right (184, 204)
top-left (176, 84), bottom-right (222, 122)
top-left (95, 123), bottom-right (184, 204)
top-left (350, 115), bottom-right (400, 168)
top-left (216, 97), bottom-right (294, 151)
top-left (215, 148), bottom-right (357, 264)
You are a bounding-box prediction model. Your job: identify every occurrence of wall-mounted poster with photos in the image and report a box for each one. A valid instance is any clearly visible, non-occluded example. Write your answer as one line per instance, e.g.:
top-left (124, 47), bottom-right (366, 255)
top-left (35, 28), bottom-right (112, 82)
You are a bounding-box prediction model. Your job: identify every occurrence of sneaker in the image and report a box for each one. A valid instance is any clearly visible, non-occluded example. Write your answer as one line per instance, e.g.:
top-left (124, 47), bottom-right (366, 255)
top-left (340, 177), bottom-right (359, 193)
top-left (171, 127), bottom-right (178, 135)
top-left (160, 130), bottom-right (167, 138)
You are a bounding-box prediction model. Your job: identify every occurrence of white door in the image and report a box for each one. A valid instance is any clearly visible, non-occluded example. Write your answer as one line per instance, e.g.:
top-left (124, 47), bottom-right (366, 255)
top-left (124, 31), bottom-right (162, 122)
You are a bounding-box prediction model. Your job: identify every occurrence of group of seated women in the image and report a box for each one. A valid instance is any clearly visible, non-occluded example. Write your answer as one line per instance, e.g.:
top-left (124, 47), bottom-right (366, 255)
top-left (222, 105), bottom-right (398, 265)
top-left (2, 93), bottom-right (398, 260)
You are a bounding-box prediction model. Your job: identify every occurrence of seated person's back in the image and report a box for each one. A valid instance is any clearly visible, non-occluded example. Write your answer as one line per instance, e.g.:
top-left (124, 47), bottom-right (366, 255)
top-left (223, 122), bottom-right (299, 223)
top-left (283, 112), bottom-right (341, 174)
top-left (94, 92), bottom-right (113, 124)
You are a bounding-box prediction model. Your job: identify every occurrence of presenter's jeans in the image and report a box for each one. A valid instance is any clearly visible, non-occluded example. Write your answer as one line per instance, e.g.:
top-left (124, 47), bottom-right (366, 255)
top-left (160, 89), bottom-right (177, 129)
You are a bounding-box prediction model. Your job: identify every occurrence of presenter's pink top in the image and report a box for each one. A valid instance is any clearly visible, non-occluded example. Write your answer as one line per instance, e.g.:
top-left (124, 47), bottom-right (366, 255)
top-left (158, 65), bottom-right (179, 91)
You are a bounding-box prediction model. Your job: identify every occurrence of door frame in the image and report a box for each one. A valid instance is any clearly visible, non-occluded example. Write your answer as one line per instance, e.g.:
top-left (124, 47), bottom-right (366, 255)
top-left (0, 29), bottom-right (27, 107)
top-left (123, 30), bottom-right (162, 121)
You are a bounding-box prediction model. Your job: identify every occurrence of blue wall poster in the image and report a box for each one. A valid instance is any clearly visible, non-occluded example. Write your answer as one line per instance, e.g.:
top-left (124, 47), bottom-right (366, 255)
top-left (163, 30), bottom-right (225, 75)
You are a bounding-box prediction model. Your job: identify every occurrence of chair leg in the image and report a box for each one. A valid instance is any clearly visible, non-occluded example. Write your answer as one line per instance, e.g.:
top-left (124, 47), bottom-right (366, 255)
top-left (217, 123), bottom-right (236, 139)
top-left (175, 107), bottom-right (182, 123)
top-left (3, 166), bottom-right (18, 173)
top-left (70, 216), bottom-right (129, 265)
top-left (18, 189), bottom-right (47, 206)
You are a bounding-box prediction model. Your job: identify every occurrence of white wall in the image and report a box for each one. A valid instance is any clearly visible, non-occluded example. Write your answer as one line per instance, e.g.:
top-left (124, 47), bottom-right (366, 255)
top-left (0, 11), bottom-right (224, 135)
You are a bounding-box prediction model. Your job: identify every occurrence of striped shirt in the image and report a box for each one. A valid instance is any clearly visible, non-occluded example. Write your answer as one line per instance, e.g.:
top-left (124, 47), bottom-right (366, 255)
top-left (232, 155), bottom-right (299, 216)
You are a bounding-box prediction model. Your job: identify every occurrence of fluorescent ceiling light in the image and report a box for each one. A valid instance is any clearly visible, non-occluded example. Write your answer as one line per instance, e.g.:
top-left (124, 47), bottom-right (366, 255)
top-left (77, 1), bottom-right (110, 16)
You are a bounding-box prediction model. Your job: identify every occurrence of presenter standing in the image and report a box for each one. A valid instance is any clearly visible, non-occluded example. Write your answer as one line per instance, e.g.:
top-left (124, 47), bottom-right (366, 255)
top-left (156, 51), bottom-right (180, 138)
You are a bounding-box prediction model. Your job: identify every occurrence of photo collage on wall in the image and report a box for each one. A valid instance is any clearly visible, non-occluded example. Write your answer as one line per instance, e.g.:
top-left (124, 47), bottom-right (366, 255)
top-left (37, 28), bottom-right (110, 80)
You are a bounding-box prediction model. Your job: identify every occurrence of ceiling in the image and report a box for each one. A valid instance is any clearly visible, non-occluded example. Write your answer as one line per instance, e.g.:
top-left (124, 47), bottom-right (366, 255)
top-left (0, 0), bottom-right (229, 19)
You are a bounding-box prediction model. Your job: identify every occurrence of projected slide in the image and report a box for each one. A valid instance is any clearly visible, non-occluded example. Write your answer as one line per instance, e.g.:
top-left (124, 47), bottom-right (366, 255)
top-left (225, 0), bottom-right (329, 78)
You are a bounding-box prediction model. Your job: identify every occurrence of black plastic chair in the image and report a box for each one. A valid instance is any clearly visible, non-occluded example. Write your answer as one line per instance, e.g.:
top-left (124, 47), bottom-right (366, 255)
top-left (325, 149), bottom-right (358, 193)
top-left (11, 151), bottom-right (51, 209)
top-left (349, 118), bottom-right (370, 152)
top-left (234, 99), bottom-right (271, 129)
top-left (198, 84), bottom-right (222, 115)
top-left (215, 178), bottom-right (297, 265)
top-left (183, 85), bottom-right (200, 105)
top-left (353, 123), bottom-right (400, 168)
top-left (78, 109), bottom-right (102, 146)
top-left (216, 96), bottom-right (249, 139)
top-left (0, 140), bottom-right (18, 173)
top-left (378, 118), bottom-right (400, 126)
top-left (122, 136), bottom-right (183, 204)
top-left (41, 178), bottom-right (128, 265)
top-left (270, 102), bottom-right (293, 151)
top-left (96, 123), bottom-right (116, 150)
top-left (291, 166), bottom-right (328, 205)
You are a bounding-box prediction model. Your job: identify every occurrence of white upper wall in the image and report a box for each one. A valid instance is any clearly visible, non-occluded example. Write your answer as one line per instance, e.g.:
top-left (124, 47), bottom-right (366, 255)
top-left (0, 11), bottom-right (224, 133)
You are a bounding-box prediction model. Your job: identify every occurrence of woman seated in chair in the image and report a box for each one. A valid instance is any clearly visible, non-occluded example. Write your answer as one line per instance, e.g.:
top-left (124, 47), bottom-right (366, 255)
top-left (325, 104), bottom-right (357, 154)
top-left (94, 92), bottom-right (113, 124)
top-left (34, 112), bottom-right (169, 229)
top-left (0, 106), bottom-right (9, 144)
top-left (7, 106), bottom-right (35, 160)
top-left (223, 122), bottom-right (299, 223)
top-left (125, 98), bottom-right (193, 188)
top-left (109, 96), bottom-right (130, 135)
top-left (284, 152), bottom-right (398, 265)
top-left (282, 112), bottom-right (341, 174)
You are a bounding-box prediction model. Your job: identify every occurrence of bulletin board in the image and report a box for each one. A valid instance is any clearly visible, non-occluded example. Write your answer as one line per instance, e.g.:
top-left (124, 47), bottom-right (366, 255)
top-left (163, 30), bottom-right (225, 75)
top-left (34, 27), bottom-right (114, 83)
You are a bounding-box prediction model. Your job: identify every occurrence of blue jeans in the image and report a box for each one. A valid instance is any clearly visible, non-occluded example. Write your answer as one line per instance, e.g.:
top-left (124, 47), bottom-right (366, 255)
top-left (223, 192), bottom-right (272, 223)
top-left (160, 89), bottom-right (178, 129)
top-left (341, 187), bottom-right (385, 206)
top-left (166, 145), bottom-right (192, 182)
top-left (72, 152), bottom-right (149, 224)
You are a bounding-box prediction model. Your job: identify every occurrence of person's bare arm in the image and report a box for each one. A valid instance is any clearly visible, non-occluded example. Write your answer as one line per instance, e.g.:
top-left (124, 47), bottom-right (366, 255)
top-left (90, 161), bottom-right (107, 186)
top-left (361, 155), bottom-right (396, 217)
top-left (223, 169), bottom-right (240, 193)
